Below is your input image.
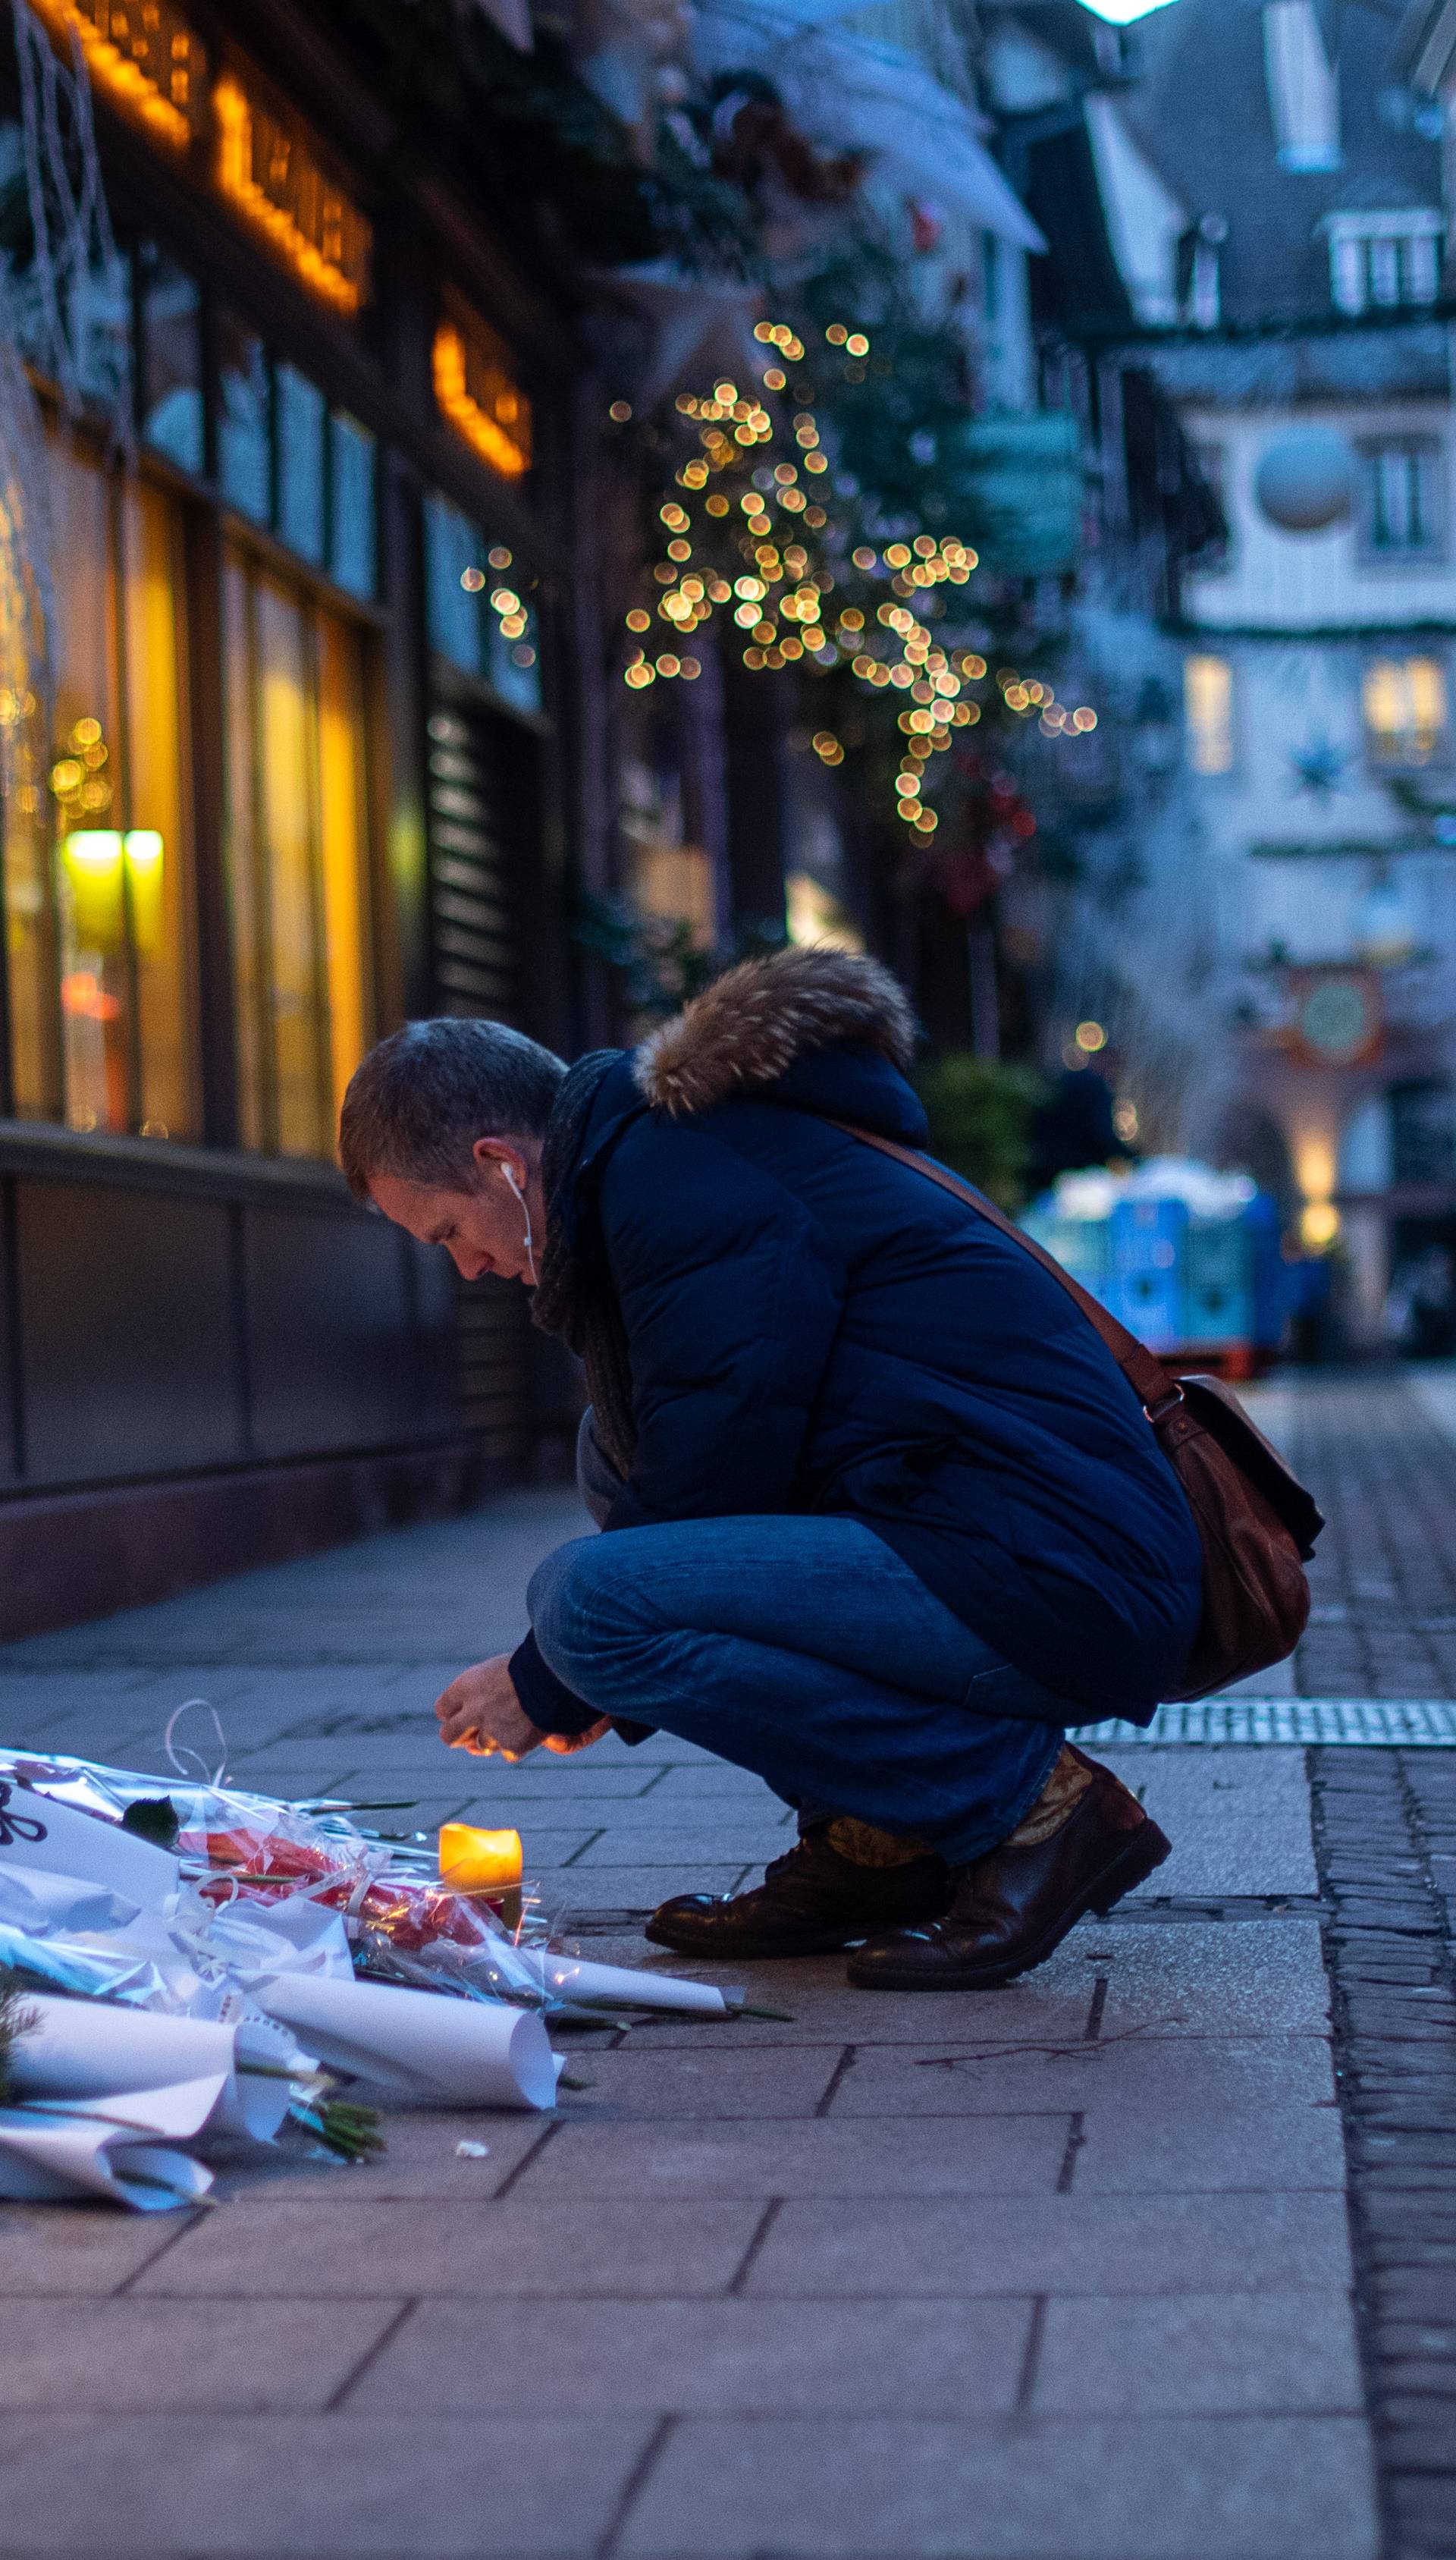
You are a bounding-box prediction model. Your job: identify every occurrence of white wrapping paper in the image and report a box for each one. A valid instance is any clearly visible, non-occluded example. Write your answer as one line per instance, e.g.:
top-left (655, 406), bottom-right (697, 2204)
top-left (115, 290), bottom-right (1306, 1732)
top-left (7, 1995), bottom-right (300, 2141)
top-left (0, 2077), bottom-right (221, 2209)
top-left (510, 1951), bottom-right (745, 2016)
top-left (0, 1789), bottom-right (179, 1903)
top-left (255, 1973), bottom-right (560, 2110)
top-left (0, 1865), bottom-right (140, 1934)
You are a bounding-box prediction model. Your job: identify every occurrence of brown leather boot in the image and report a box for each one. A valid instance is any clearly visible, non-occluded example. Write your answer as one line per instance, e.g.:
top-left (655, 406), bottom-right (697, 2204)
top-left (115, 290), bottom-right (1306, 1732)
top-left (846, 1746), bottom-right (1170, 1990)
top-left (645, 1828), bottom-right (953, 1959)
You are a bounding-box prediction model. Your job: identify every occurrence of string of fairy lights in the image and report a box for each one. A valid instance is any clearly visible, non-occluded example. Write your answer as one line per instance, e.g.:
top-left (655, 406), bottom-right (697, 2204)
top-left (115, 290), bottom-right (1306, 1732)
top-left (617, 319), bottom-right (1099, 844)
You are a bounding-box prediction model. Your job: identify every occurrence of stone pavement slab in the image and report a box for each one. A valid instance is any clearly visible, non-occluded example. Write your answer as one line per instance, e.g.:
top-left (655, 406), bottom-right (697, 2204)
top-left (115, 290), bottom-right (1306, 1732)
top-left (347, 2294), bottom-right (1037, 2418)
top-left (1032, 2288), bottom-right (1363, 2416)
top-left (741, 2188), bottom-right (1353, 2298)
top-left (0, 2297), bottom-right (406, 2412)
top-left (0, 2411), bottom-right (654, 2559)
top-left (519, 2112), bottom-right (1072, 2198)
top-left (617, 2414), bottom-right (1379, 2560)
top-left (1105, 1746), bottom-right (1318, 1896)
top-left (130, 2194), bottom-right (764, 2299)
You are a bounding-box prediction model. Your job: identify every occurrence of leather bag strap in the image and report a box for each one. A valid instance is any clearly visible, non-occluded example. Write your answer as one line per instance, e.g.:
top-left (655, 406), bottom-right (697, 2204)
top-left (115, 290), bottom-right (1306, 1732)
top-left (828, 1120), bottom-right (1184, 1421)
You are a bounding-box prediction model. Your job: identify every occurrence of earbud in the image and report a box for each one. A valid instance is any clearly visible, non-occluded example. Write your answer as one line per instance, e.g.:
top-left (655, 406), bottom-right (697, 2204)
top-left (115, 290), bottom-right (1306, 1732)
top-left (500, 1162), bottom-right (536, 1282)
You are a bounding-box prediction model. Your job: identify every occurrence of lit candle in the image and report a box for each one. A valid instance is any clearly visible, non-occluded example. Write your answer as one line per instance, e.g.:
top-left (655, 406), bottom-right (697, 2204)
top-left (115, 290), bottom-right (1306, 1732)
top-left (438, 1823), bottom-right (523, 1895)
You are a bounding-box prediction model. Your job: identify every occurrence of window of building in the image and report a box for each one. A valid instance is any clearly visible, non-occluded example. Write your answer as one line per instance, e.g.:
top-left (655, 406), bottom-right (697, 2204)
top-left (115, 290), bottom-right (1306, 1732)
top-left (1364, 656), bottom-right (1447, 765)
top-left (1360, 441), bottom-right (1444, 558)
top-left (1325, 212), bottom-right (1442, 315)
top-left (329, 413), bottom-right (377, 602)
top-left (276, 364), bottom-right (326, 566)
top-left (136, 242), bottom-right (203, 474)
top-left (1263, 1), bottom-right (1340, 171)
top-left (1189, 440), bottom-right (1231, 573)
top-left (424, 493), bottom-right (541, 715)
top-left (221, 548), bottom-right (372, 1157)
top-left (2, 438), bottom-right (198, 1136)
top-left (216, 312), bottom-right (378, 597)
top-left (1185, 653), bottom-right (1235, 774)
top-left (218, 316), bottom-right (271, 525)
top-left (1392, 1079), bottom-right (1454, 1185)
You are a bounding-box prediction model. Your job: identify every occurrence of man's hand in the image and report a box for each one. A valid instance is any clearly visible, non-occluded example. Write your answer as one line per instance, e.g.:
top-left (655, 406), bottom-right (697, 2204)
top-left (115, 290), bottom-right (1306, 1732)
top-left (434, 1657), bottom-right (611, 1759)
top-left (435, 1655), bottom-right (544, 1759)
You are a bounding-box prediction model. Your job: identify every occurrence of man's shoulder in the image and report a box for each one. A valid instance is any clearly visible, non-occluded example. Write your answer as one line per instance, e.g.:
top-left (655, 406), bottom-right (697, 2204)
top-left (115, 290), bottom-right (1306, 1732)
top-left (598, 1104), bottom-right (819, 1235)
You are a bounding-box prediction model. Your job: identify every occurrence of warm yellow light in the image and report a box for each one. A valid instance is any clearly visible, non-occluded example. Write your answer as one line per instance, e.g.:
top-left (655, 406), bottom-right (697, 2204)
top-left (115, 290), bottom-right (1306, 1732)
top-left (62, 830), bottom-right (124, 953)
top-left (1075, 1020), bottom-right (1107, 1053)
top-left (1301, 1201), bottom-right (1340, 1249)
top-left (1295, 1133), bottom-right (1335, 1198)
top-left (215, 76), bottom-right (371, 314)
top-left (123, 830), bottom-right (165, 958)
top-left (1185, 655), bottom-right (1233, 774)
top-left (432, 324), bottom-right (531, 479)
top-left (32, 0), bottom-right (205, 149)
top-left (438, 1823), bottom-right (523, 1893)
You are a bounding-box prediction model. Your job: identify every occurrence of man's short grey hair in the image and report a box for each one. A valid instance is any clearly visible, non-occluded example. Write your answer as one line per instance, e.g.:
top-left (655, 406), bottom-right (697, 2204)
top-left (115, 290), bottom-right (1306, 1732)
top-left (339, 1018), bottom-right (566, 1201)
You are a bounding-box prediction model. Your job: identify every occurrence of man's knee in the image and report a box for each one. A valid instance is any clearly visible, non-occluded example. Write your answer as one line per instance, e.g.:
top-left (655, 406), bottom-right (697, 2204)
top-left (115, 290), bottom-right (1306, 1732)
top-left (529, 1534), bottom-right (642, 1682)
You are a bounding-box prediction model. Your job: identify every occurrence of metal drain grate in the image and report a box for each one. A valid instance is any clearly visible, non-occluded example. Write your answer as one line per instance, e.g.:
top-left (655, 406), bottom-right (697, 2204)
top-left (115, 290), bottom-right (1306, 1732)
top-left (1070, 1698), bottom-right (1456, 1745)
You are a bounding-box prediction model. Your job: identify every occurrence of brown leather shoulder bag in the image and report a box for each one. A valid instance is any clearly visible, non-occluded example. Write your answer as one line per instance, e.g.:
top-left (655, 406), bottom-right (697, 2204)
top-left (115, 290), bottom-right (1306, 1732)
top-left (835, 1123), bottom-right (1323, 1701)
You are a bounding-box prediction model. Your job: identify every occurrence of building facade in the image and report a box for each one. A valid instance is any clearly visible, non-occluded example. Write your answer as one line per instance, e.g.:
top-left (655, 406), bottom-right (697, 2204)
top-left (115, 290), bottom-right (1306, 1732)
top-left (1025, 0), bottom-right (1456, 1339)
top-left (0, 0), bottom-right (602, 1632)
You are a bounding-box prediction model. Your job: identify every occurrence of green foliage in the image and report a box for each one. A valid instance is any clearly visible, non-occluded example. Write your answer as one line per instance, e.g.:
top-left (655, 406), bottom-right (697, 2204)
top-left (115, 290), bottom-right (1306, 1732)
top-left (917, 1054), bottom-right (1046, 1211)
top-left (0, 1970), bottom-right (36, 2109)
top-left (576, 893), bottom-right (786, 1022)
top-left (791, 238), bottom-right (979, 532)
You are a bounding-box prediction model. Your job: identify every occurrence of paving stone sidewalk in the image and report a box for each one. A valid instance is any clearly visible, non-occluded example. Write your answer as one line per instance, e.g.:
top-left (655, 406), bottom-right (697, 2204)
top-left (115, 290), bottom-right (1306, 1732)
top-left (1, 1374), bottom-right (1452, 2558)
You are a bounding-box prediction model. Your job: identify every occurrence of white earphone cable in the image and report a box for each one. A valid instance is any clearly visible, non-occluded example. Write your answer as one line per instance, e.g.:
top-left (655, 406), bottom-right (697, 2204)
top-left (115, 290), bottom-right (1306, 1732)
top-left (500, 1163), bottom-right (536, 1282)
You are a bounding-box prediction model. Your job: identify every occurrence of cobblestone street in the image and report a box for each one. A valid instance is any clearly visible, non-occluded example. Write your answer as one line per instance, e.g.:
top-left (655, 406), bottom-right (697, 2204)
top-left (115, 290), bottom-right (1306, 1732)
top-left (0, 1371), bottom-right (1451, 2558)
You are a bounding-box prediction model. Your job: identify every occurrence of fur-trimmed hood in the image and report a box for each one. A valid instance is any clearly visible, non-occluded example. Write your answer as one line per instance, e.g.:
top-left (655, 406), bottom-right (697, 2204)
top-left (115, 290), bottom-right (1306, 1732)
top-left (632, 947), bottom-right (917, 1120)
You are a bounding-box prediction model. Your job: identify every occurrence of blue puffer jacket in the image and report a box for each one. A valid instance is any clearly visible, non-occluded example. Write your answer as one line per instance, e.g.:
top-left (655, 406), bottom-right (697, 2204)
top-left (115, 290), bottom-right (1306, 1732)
top-left (511, 951), bottom-right (1202, 1733)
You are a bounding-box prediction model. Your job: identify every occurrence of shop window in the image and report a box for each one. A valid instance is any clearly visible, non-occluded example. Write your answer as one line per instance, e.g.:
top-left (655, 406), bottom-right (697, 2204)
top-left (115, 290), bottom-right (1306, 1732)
top-left (222, 548), bottom-right (372, 1157)
top-left (276, 363), bottom-right (326, 565)
top-left (136, 243), bottom-right (203, 474)
top-left (216, 316), bottom-right (378, 597)
top-left (1360, 441), bottom-right (1444, 560)
top-left (425, 493), bottom-right (541, 714)
top-left (219, 318), bottom-right (271, 525)
top-left (0, 441), bottom-right (198, 1136)
top-left (329, 413), bottom-right (377, 602)
top-left (1184, 652), bottom-right (1234, 774)
top-left (1364, 656), bottom-right (1446, 765)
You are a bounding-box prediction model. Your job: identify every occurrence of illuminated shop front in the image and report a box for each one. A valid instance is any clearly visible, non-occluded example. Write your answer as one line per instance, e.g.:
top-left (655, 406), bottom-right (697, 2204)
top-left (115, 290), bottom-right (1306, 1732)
top-left (0, 1), bottom-right (578, 1632)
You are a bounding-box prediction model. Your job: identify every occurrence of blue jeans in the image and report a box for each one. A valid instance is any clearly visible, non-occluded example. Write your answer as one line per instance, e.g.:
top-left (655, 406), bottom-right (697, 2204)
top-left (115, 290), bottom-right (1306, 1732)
top-left (526, 1415), bottom-right (1070, 1866)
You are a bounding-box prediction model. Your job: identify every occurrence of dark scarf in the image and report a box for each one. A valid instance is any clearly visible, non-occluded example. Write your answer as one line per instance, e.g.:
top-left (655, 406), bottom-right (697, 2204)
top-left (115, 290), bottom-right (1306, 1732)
top-left (531, 1050), bottom-right (638, 1478)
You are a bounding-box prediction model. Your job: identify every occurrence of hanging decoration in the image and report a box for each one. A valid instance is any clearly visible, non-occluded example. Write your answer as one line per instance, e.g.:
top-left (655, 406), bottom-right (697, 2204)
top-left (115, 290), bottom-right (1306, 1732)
top-left (11, 0), bottom-right (133, 444)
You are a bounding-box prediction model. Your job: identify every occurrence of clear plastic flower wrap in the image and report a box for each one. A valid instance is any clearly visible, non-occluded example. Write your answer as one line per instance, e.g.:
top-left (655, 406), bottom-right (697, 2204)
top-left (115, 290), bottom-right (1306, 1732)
top-left (0, 1742), bottom-right (745, 2018)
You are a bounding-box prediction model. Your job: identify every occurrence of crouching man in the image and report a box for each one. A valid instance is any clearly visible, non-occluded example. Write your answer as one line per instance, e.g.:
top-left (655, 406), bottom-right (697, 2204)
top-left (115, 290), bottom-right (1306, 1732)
top-left (340, 950), bottom-right (1201, 1991)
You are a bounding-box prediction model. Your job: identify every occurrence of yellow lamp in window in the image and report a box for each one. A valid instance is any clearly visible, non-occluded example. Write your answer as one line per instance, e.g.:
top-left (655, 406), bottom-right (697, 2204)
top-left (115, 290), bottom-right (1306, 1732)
top-left (438, 1823), bottom-right (523, 1893)
top-left (123, 830), bottom-right (165, 957)
top-left (61, 830), bottom-right (124, 952)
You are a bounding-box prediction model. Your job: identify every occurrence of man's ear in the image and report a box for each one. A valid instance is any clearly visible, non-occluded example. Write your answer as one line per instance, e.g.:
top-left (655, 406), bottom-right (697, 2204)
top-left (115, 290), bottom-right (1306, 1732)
top-left (472, 1136), bottom-right (526, 1189)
